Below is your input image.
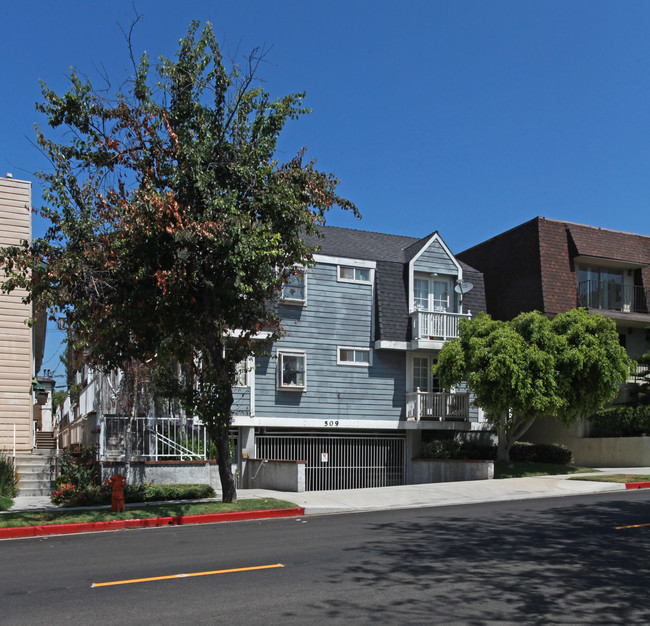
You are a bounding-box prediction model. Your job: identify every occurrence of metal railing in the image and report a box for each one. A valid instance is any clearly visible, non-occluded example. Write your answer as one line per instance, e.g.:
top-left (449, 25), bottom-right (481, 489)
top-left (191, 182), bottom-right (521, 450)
top-left (411, 310), bottom-right (471, 341)
top-left (256, 434), bottom-right (405, 491)
top-left (405, 390), bottom-right (470, 421)
top-left (102, 416), bottom-right (208, 461)
top-left (578, 281), bottom-right (649, 314)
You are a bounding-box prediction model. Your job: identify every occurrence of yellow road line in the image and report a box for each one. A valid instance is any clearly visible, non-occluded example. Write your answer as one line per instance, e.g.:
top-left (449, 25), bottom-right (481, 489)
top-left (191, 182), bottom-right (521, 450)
top-left (615, 523), bottom-right (650, 530)
top-left (92, 563), bottom-right (284, 588)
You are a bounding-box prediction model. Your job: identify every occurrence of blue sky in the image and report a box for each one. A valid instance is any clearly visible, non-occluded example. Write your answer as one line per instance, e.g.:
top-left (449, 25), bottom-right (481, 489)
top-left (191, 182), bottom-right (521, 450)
top-left (2, 1), bottom-right (650, 381)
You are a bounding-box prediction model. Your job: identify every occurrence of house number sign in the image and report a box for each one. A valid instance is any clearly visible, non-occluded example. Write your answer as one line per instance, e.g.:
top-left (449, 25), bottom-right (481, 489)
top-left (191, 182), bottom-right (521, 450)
top-left (324, 420), bottom-right (340, 427)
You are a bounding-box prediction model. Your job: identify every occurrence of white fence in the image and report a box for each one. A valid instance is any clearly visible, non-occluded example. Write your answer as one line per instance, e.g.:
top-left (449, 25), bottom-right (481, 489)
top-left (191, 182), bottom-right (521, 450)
top-left (405, 391), bottom-right (470, 421)
top-left (102, 416), bottom-right (208, 461)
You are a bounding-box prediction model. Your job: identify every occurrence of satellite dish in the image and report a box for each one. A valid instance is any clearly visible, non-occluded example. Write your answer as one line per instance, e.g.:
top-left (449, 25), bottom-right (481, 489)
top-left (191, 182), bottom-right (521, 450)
top-left (454, 282), bottom-right (474, 295)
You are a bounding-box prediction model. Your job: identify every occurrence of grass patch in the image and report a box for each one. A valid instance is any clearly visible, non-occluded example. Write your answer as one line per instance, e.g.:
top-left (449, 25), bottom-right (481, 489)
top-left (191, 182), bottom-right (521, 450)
top-left (0, 496), bottom-right (13, 512)
top-left (495, 461), bottom-right (594, 479)
top-left (569, 474), bottom-right (650, 484)
top-left (0, 498), bottom-right (298, 529)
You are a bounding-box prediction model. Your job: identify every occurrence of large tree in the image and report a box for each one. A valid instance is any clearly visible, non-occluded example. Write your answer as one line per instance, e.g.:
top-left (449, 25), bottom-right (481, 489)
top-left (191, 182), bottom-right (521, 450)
top-left (434, 309), bottom-right (631, 461)
top-left (0, 21), bottom-right (357, 501)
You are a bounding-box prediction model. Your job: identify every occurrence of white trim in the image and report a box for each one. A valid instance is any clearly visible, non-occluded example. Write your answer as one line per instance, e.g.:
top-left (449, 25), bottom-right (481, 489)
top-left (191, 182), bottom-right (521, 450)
top-left (276, 349), bottom-right (307, 391)
top-left (374, 340), bottom-right (408, 351)
top-left (313, 253), bottom-right (376, 269)
top-left (231, 416), bottom-right (405, 429)
top-left (224, 329), bottom-right (272, 340)
top-left (248, 355), bottom-right (255, 417)
top-left (230, 415), bottom-right (491, 431)
top-left (337, 346), bottom-right (372, 367)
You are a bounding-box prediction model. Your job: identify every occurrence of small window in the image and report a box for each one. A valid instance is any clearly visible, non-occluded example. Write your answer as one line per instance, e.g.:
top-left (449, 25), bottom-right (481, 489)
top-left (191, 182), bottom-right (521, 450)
top-left (338, 265), bottom-right (371, 284)
top-left (281, 268), bottom-right (306, 303)
top-left (337, 346), bottom-right (371, 366)
top-left (278, 351), bottom-right (306, 390)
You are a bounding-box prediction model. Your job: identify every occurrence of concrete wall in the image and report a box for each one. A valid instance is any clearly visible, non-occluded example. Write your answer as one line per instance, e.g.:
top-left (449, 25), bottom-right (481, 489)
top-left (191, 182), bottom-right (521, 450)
top-left (564, 438), bottom-right (650, 468)
top-left (526, 416), bottom-right (650, 467)
top-left (101, 461), bottom-right (222, 490)
top-left (245, 459), bottom-right (306, 492)
top-left (409, 459), bottom-right (494, 484)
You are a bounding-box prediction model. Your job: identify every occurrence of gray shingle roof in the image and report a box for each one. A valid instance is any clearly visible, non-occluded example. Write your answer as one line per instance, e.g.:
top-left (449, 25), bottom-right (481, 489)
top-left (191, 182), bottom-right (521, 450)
top-left (307, 225), bottom-right (486, 343)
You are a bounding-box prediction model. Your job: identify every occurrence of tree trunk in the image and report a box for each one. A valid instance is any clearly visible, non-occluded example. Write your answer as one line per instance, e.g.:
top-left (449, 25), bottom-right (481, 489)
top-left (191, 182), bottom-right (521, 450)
top-left (216, 430), bottom-right (237, 503)
top-left (124, 390), bottom-right (136, 483)
top-left (496, 432), bottom-right (512, 462)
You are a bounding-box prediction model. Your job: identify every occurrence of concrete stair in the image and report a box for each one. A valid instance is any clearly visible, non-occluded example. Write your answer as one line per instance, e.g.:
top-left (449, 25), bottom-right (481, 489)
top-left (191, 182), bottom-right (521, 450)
top-left (35, 431), bottom-right (56, 450)
top-left (14, 451), bottom-right (58, 497)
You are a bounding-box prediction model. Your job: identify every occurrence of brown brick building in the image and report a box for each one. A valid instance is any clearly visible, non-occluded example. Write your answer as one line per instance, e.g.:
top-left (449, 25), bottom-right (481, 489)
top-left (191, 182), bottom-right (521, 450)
top-left (457, 217), bottom-right (650, 359)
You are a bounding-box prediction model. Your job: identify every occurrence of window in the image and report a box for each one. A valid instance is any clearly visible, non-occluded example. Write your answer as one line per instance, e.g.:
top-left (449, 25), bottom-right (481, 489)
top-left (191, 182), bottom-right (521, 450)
top-left (577, 265), bottom-right (628, 311)
top-left (412, 355), bottom-right (440, 392)
top-left (281, 268), bottom-right (306, 303)
top-left (277, 351), bottom-right (306, 390)
top-left (413, 275), bottom-right (450, 311)
top-left (338, 265), bottom-right (371, 283)
top-left (337, 346), bottom-right (371, 366)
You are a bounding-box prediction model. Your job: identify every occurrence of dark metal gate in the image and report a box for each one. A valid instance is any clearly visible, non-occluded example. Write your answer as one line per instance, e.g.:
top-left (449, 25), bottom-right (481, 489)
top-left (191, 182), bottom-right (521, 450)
top-left (256, 433), bottom-right (405, 491)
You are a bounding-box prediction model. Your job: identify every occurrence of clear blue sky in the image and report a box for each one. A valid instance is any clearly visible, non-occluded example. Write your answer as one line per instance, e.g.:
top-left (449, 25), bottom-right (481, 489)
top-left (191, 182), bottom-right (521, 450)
top-left (2, 1), bottom-right (650, 381)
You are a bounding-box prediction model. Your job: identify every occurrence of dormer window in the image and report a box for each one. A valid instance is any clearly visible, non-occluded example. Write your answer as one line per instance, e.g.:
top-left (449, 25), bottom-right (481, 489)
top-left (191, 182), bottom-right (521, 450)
top-left (413, 275), bottom-right (450, 312)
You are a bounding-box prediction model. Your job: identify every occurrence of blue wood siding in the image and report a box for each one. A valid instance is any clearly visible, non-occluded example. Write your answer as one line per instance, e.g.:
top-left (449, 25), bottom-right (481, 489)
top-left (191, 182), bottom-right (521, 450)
top-left (413, 239), bottom-right (458, 276)
top-left (232, 387), bottom-right (250, 416)
top-left (255, 262), bottom-right (406, 421)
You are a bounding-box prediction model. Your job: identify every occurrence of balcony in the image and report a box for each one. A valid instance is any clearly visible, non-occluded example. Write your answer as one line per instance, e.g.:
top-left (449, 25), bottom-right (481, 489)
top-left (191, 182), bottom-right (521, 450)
top-left (410, 310), bottom-right (471, 349)
top-left (405, 391), bottom-right (470, 422)
top-left (578, 281), bottom-right (649, 314)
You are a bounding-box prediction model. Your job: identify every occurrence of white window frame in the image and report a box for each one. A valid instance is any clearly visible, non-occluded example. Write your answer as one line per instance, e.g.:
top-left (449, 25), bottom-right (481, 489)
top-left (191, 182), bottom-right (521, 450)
top-left (337, 265), bottom-right (371, 284)
top-left (280, 267), bottom-right (307, 304)
top-left (277, 350), bottom-right (307, 391)
top-left (337, 346), bottom-right (372, 367)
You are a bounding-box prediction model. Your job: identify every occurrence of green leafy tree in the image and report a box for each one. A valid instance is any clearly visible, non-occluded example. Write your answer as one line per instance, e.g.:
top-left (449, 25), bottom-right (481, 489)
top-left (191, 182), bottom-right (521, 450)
top-left (435, 309), bottom-right (631, 461)
top-left (0, 21), bottom-right (357, 501)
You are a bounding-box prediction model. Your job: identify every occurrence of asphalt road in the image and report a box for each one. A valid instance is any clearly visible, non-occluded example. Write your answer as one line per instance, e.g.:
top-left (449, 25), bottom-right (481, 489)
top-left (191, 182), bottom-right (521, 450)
top-left (2, 490), bottom-right (650, 625)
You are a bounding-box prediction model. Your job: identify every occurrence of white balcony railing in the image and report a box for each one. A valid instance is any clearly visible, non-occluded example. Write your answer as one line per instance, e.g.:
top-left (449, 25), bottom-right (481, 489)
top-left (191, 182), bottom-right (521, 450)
top-left (411, 310), bottom-right (471, 341)
top-left (405, 391), bottom-right (470, 421)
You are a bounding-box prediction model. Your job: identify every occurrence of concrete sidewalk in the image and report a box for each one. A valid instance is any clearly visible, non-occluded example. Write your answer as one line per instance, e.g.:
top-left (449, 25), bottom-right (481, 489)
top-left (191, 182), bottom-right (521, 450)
top-left (6, 467), bottom-right (650, 516)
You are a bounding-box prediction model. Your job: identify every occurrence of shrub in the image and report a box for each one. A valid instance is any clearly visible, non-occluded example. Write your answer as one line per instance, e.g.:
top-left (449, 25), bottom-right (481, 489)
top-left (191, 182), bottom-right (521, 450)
top-left (589, 405), bottom-right (650, 438)
top-left (510, 442), bottom-right (536, 463)
top-left (0, 452), bottom-right (18, 498)
top-left (421, 439), bottom-right (496, 460)
top-left (54, 445), bottom-right (100, 491)
top-left (421, 440), bottom-right (573, 465)
top-left (52, 481), bottom-right (216, 507)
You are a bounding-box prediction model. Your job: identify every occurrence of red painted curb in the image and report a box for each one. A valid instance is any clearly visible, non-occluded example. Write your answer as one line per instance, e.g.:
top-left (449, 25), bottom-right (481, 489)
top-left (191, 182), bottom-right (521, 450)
top-left (0, 507), bottom-right (305, 540)
top-left (625, 481), bottom-right (650, 490)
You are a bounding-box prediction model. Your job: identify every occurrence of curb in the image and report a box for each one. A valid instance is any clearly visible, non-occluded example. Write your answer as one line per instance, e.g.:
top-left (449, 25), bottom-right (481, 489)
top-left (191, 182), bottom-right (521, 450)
top-left (625, 481), bottom-right (650, 490)
top-left (0, 507), bottom-right (305, 540)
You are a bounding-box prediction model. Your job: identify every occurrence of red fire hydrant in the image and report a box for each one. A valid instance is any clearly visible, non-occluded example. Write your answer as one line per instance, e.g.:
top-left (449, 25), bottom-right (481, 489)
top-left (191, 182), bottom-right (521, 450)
top-left (110, 474), bottom-right (126, 512)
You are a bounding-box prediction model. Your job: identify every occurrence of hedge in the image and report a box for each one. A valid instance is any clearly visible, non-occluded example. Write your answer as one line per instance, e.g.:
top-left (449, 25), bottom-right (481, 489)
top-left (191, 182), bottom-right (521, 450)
top-left (52, 482), bottom-right (216, 507)
top-left (420, 439), bottom-right (573, 464)
top-left (589, 405), bottom-right (650, 438)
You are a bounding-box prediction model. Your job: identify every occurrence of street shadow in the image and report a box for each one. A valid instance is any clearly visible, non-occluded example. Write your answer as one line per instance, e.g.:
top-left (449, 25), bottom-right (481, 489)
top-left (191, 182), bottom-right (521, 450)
top-left (289, 496), bottom-right (650, 623)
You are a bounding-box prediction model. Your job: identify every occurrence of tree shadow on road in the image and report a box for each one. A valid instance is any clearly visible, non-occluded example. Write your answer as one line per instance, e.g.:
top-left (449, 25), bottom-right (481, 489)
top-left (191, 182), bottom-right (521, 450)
top-left (294, 495), bottom-right (650, 624)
